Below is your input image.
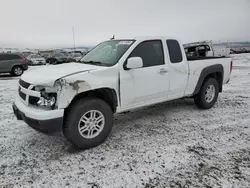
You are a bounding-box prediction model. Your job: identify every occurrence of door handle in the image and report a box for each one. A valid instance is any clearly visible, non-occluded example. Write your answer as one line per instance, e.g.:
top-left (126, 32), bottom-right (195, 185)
top-left (158, 68), bottom-right (168, 75)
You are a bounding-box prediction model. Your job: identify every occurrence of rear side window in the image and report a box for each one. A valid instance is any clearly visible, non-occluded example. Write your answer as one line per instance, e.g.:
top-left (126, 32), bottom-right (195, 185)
top-left (166, 40), bottom-right (183, 63)
top-left (0, 54), bottom-right (10, 60)
top-left (129, 40), bottom-right (164, 67)
top-left (10, 54), bottom-right (22, 60)
top-left (0, 54), bottom-right (22, 60)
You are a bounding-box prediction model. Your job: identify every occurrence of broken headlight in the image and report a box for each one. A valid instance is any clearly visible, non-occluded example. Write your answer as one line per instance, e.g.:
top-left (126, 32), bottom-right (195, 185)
top-left (33, 86), bottom-right (57, 109)
top-left (37, 93), bottom-right (57, 108)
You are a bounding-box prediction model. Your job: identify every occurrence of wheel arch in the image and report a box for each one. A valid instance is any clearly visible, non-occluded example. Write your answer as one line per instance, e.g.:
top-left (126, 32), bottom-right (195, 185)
top-left (193, 64), bottom-right (224, 96)
top-left (65, 87), bottom-right (118, 116)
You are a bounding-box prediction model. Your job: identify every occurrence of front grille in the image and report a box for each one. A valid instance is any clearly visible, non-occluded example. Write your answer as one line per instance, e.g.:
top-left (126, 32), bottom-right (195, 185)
top-left (18, 87), bottom-right (26, 101)
top-left (19, 79), bottom-right (30, 89)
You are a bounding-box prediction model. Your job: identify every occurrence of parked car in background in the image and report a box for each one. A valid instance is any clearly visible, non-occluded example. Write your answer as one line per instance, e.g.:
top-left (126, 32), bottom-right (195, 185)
top-left (71, 50), bottom-right (83, 55)
top-left (40, 53), bottom-right (51, 61)
top-left (46, 53), bottom-right (68, 64)
top-left (0, 53), bottom-right (28, 76)
top-left (21, 52), bottom-right (33, 58)
top-left (230, 48), bottom-right (241, 54)
top-left (27, 54), bottom-right (46, 65)
top-left (67, 53), bottom-right (83, 62)
top-left (240, 48), bottom-right (250, 53)
top-left (60, 51), bottom-right (70, 57)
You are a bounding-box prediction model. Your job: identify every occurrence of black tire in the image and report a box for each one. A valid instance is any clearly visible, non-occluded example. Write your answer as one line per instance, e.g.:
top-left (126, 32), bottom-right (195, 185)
top-left (11, 66), bottom-right (24, 76)
top-left (194, 78), bottom-right (219, 109)
top-left (63, 97), bottom-right (113, 149)
top-left (53, 60), bottom-right (57, 65)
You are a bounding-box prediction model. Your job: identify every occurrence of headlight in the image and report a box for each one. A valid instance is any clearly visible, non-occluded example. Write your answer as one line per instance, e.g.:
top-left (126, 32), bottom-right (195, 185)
top-left (32, 86), bottom-right (57, 109)
top-left (37, 93), bottom-right (56, 108)
top-left (37, 93), bottom-right (57, 109)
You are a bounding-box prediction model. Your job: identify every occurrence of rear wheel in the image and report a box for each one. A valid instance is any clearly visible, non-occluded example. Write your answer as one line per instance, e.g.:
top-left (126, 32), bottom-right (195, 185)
top-left (194, 78), bottom-right (219, 109)
top-left (63, 97), bottom-right (113, 149)
top-left (11, 66), bottom-right (24, 76)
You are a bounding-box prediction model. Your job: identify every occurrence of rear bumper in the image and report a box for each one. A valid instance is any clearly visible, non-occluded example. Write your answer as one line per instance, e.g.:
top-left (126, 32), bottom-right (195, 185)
top-left (32, 61), bottom-right (46, 65)
top-left (13, 97), bottom-right (64, 133)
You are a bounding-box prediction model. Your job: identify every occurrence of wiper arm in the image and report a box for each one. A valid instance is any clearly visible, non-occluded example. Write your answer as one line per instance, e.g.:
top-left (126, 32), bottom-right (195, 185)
top-left (81, 61), bottom-right (103, 65)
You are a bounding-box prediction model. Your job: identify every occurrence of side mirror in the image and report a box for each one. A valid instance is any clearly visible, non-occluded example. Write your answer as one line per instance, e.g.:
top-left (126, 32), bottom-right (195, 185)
top-left (126, 57), bottom-right (143, 70)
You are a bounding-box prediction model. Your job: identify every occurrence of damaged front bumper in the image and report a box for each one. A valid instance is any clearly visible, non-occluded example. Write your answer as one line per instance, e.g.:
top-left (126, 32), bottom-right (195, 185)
top-left (13, 97), bottom-right (64, 134)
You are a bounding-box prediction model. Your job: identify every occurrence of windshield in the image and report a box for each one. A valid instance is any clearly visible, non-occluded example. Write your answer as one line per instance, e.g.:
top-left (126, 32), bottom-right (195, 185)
top-left (42, 54), bottom-right (50, 57)
top-left (70, 53), bottom-right (82, 57)
top-left (22, 52), bottom-right (32, 57)
top-left (31, 54), bottom-right (42, 58)
top-left (54, 53), bottom-right (64, 57)
top-left (79, 40), bottom-right (134, 66)
top-left (73, 53), bottom-right (81, 57)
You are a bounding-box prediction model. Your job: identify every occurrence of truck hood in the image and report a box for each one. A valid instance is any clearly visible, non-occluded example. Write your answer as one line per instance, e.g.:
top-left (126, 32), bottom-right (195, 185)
top-left (21, 63), bottom-right (99, 86)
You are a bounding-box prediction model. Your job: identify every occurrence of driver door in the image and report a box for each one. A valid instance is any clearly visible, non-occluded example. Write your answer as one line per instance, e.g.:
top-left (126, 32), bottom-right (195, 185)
top-left (119, 40), bottom-right (169, 110)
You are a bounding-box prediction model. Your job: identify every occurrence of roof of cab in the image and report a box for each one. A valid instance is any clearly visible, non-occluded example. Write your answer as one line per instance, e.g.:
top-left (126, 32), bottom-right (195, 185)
top-left (134, 36), bottom-right (177, 40)
top-left (111, 36), bottom-right (180, 42)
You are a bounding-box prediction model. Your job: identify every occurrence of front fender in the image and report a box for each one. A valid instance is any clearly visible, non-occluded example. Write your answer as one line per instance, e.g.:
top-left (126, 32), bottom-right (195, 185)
top-left (55, 79), bottom-right (91, 109)
top-left (55, 65), bottom-right (119, 109)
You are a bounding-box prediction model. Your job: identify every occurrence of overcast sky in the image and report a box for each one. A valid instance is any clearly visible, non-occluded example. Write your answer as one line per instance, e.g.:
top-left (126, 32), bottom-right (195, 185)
top-left (0, 0), bottom-right (249, 48)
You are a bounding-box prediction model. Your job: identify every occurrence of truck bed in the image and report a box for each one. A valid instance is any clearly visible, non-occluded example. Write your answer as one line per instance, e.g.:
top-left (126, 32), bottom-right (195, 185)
top-left (187, 56), bottom-right (226, 61)
top-left (185, 56), bottom-right (232, 96)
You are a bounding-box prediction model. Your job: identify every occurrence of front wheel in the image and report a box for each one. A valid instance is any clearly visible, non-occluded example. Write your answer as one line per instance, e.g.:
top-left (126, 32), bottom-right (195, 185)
top-left (63, 98), bottom-right (113, 149)
top-left (194, 78), bottom-right (219, 109)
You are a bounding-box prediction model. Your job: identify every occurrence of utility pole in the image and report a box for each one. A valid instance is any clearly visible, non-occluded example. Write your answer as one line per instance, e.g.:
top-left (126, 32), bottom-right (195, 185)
top-left (72, 26), bottom-right (76, 51)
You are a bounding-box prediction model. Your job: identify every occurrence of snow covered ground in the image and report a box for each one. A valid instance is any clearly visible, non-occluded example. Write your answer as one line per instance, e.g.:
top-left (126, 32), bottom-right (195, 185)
top-left (0, 54), bottom-right (250, 188)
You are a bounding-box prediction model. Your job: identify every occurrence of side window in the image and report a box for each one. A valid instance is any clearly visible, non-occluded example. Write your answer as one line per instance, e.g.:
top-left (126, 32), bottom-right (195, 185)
top-left (129, 40), bottom-right (164, 67)
top-left (166, 40), bottom-right (183, 63)
top-left (5, 54), bottom-right (22, 60)
top-left (0, 54), bottom-right (10, 60)
top-left (13, 55), bottom-right (22, 59)
top-left (12, 55), bottom-right (22, 59)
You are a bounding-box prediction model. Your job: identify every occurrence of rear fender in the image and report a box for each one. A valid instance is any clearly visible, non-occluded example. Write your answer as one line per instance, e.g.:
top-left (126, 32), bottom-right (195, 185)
top-left (193, 64), bottom-right (224, 95)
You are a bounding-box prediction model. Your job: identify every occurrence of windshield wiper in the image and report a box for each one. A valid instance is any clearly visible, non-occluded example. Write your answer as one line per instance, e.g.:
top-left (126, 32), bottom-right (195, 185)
top-left (81, 61), bottom-right (103, 65)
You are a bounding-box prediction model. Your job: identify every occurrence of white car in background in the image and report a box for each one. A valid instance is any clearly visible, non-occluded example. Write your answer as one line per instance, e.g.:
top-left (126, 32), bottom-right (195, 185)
top-left (68, 53), bottom-right (83, 62)
top-left (184, 41), bottom-right (230, 57)
top-left (27, 54), bottom-right (46, 65)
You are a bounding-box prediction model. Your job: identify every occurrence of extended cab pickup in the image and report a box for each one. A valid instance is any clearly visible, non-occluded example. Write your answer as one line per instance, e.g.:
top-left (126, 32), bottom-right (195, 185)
top-left (13, 37), bottom-right (233, 149)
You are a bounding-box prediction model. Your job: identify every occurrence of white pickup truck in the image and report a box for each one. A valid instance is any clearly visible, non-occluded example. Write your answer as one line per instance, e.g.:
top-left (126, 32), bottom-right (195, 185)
top-left (13, 37), bottom-right (233, 149)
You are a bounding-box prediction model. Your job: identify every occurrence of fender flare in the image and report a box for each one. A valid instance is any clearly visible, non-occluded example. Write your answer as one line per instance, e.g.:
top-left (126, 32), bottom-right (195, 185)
top-left (193, 64), bottom-right (224, 95)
